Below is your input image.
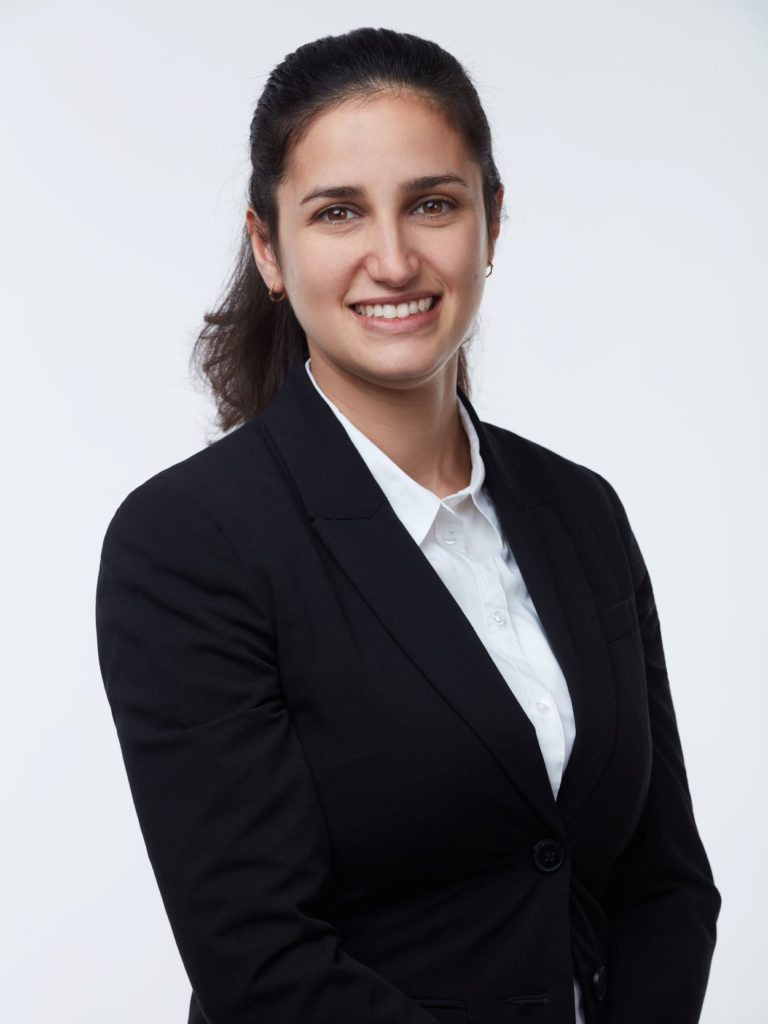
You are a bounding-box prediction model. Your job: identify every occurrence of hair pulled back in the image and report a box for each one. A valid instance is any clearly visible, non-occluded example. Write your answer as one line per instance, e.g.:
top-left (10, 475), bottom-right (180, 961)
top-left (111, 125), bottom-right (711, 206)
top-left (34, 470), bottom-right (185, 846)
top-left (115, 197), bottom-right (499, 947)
top-left (192, 27), bottom-right (503, 433)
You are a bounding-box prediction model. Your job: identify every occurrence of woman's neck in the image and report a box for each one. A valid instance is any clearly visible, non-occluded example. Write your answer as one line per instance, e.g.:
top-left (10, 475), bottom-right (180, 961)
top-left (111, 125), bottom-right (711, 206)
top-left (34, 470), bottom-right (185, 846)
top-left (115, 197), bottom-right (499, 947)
top-left (308, 356), bottom-right (472, 499)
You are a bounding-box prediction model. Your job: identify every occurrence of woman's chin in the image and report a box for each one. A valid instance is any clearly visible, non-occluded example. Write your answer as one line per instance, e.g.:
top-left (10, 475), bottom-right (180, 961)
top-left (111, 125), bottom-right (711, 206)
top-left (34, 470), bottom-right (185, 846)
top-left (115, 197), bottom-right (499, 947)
top-left (350, 348), bottom-right (459, 390)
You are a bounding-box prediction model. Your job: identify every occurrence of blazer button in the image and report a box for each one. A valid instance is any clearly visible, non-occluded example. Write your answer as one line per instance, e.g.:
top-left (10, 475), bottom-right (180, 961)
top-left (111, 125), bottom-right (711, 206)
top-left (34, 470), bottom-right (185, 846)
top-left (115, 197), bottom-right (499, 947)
top-left (532, 838), bottom-right (565, 873)
top-left (591, 965), bottom-right (607, 1001)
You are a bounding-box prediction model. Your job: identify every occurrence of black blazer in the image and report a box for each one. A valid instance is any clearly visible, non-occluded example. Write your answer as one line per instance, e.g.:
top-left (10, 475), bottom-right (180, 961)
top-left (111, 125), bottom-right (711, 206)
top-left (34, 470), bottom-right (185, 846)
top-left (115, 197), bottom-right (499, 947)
top-left (95, 358), bottom-right (720, 1024)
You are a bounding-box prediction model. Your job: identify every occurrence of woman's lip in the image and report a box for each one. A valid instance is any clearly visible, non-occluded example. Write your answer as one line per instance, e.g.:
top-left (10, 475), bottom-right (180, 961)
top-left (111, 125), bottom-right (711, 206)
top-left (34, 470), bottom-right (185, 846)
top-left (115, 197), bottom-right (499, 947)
top-left (349, 296), bottom-right (441, 334)
top-left (348, 292), bottom-right (440, 307)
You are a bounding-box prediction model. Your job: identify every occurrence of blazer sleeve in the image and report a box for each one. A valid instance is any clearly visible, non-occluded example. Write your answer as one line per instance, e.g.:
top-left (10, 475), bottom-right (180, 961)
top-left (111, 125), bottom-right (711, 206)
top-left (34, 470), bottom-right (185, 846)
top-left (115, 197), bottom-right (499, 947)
top-left (593, 472), bottom-right (721, 1023)
top-left (95, 479), bottom-right (440, 1024)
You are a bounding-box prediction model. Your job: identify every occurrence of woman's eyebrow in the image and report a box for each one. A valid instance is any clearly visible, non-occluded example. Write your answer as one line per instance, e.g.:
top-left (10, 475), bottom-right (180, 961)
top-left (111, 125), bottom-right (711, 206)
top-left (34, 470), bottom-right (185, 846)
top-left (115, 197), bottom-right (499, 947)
top-left (299, 173), bottom-right (470, 206)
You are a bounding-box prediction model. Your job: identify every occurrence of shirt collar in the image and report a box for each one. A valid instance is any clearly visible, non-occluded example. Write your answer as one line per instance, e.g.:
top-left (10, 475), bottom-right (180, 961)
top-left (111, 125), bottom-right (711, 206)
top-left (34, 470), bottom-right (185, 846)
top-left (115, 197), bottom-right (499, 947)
top-left (304, 358), bottom-right (488, 546)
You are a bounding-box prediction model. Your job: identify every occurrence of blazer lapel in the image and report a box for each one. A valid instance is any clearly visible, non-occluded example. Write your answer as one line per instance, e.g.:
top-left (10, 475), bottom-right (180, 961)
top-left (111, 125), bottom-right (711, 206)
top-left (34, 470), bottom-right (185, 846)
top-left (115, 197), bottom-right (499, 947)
top-left (470, 413), bottom-right (617, 823)
top-left (261, 360), bottom-right (614, 830)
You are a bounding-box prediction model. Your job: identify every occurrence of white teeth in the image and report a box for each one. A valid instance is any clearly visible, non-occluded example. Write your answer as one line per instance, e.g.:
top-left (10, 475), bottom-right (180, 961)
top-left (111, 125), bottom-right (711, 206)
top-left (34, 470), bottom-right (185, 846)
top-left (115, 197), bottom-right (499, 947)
top-left (353, 297), bottom-right (436, 319)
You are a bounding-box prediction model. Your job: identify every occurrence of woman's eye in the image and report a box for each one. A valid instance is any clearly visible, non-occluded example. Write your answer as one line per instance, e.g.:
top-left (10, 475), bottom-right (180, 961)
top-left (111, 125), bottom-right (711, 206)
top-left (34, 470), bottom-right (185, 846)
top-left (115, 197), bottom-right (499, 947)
top-left (318, 206), bottom-right (359, 224)
top-left (414, 198), bottom-right (453, 216)
top-left (316, 199), bottom-right (453, 224)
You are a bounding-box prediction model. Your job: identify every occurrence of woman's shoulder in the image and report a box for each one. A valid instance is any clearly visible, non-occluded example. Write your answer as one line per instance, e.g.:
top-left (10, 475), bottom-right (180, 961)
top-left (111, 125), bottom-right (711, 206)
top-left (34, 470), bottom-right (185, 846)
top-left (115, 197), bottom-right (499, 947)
top-left (479, 419), bottom-right (638, 588)
top-left (101, 416), bottom-right (279, 550)
top-left (480, 418), bottom-right (622, 517)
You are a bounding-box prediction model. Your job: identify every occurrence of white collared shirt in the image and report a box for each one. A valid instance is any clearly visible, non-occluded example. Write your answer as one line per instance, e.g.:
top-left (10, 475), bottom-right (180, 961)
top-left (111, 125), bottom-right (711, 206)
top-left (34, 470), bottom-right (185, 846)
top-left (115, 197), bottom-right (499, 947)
top-left (304, 359), bottom-right (584, 1024)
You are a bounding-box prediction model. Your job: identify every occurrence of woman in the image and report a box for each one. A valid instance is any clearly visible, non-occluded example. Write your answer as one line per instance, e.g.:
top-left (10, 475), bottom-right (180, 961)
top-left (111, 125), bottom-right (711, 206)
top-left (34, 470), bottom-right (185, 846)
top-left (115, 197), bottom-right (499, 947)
top-left (95, 27), bottom-right (720, 1024)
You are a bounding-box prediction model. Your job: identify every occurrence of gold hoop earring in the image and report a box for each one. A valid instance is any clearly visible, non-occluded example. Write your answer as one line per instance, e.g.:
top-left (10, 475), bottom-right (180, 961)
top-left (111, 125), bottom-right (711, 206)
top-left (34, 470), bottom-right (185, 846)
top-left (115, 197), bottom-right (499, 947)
top-left (485, 262), bottom-right (494, 279)
top-left (268, 285), bottom-right (287, 303)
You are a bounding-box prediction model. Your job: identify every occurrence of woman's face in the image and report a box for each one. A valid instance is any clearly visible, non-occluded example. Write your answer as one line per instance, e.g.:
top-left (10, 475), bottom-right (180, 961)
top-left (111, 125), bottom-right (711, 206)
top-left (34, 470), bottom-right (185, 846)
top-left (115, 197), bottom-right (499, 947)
top-left (248, 90), bottom-right (501, 394)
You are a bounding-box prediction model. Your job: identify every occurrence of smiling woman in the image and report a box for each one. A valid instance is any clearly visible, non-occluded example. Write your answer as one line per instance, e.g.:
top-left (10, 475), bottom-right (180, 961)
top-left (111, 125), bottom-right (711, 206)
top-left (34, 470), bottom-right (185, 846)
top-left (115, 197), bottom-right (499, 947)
top-left (244, 89), bottom-right (498, 404)
top-left (95, 26), bottom-right (720, 1024)
top-left (190, 29), bottom-right (503, 436)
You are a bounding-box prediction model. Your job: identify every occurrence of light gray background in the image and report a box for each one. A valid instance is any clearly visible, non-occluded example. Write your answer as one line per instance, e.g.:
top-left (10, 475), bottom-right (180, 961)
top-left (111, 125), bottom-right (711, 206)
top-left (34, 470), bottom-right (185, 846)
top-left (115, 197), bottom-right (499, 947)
top-left (2, 1), bottom-right (765, 1020)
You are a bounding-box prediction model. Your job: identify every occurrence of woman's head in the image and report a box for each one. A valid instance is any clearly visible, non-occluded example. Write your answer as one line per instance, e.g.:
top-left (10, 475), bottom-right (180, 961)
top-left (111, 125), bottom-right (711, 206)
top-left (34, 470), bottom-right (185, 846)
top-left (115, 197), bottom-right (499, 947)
top-left (192, 28), bottom-right (504, 432)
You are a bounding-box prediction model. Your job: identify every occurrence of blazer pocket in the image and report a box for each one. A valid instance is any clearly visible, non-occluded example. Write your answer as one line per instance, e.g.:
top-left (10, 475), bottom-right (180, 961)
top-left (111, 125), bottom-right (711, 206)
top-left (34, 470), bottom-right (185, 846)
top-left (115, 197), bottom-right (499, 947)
top-left (503, 993), bottom-right (552, 1006)
top-left (599, 595), bottom-right (641, 645)
top-left (415, 997), bottom-right (469, 1023)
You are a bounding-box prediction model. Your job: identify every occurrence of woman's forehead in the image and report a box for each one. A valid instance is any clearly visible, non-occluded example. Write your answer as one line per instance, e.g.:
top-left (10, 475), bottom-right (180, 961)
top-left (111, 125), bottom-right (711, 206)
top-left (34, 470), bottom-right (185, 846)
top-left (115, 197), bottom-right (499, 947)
top-left (279, 92), bottom-right (481, 201)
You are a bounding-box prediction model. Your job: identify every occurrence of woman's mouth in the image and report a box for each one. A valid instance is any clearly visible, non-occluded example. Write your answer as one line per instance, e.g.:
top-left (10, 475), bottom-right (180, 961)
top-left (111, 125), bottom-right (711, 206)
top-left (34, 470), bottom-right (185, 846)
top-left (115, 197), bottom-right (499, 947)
top-left (351, 296), bottom-right (439, 320)
top-left (350, 294), bottom-right (442, 333)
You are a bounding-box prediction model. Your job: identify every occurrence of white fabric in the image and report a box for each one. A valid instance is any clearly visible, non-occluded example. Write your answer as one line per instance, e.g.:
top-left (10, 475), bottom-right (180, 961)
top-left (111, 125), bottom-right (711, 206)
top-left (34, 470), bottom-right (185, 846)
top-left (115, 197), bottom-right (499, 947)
top-left (305, 358), bottom-right (585, 1024)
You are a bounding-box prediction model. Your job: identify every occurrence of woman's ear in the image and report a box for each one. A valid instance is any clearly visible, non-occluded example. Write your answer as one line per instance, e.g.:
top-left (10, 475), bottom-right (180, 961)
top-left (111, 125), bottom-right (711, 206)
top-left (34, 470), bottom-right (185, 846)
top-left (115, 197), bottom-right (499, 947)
top-left (246, 207), bottom-right (285, 294)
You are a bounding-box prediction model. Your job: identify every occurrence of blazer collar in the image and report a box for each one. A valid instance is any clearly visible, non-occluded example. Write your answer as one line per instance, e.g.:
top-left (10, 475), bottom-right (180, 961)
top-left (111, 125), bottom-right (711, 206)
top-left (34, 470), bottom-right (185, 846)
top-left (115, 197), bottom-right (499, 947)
top-left (261, 359), bottom-right (616, 830)
top-left (261, 357), bottom-right (542, 518)
top-left (303, 356), bottom-right (496, 548)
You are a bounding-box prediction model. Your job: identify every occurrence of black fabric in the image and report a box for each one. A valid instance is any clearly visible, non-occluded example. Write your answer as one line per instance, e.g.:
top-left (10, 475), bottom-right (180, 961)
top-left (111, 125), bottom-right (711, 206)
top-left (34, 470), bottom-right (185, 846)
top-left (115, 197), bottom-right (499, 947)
top-left (95, 358), bottom-right (720, 1024)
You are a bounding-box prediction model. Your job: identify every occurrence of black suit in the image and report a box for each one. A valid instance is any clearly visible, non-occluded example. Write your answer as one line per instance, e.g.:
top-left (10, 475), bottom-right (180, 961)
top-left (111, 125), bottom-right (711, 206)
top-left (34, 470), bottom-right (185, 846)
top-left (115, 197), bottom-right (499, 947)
top-left (95, 358), bottom-right (720, 1024)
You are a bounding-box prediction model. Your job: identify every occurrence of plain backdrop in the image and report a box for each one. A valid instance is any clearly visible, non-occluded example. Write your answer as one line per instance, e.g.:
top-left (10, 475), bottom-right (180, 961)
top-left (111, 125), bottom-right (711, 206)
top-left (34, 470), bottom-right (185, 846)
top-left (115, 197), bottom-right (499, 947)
top-left (2, 1), bottom-right (766, 1020)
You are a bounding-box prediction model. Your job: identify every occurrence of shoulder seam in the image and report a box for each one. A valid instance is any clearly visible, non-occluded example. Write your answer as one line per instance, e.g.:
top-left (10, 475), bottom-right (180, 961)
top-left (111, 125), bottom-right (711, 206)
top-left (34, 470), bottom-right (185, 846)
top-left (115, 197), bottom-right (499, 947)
top-left (115, 477), bottom-right (279, 631)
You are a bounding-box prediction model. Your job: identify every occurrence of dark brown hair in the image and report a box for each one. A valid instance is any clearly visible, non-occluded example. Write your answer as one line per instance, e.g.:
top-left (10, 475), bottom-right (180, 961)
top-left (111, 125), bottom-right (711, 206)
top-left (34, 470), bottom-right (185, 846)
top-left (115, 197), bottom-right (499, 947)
top-left (191, 27), bottom-right (503, 433)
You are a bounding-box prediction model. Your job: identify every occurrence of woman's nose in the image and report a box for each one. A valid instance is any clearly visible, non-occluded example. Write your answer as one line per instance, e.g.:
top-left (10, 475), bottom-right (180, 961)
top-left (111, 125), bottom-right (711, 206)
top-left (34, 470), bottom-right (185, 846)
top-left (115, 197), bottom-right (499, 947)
top-left (363, 221), bottom-right (419, 286)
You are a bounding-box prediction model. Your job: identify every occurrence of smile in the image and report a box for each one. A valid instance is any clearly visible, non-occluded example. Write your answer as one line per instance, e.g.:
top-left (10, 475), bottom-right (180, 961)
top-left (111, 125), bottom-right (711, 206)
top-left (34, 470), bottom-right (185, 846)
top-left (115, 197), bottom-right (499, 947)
top-left (351, 296), bottom-right (438, 319)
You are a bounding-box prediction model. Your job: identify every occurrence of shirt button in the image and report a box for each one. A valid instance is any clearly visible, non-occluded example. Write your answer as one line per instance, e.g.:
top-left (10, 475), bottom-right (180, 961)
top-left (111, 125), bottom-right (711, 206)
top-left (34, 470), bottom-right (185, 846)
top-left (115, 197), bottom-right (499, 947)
top-left (443, 530), bottom-right (457, 544)
top-left (535, 698), bottom-right (551, 714)
top-left (493, 611), bottom-right (506, 625)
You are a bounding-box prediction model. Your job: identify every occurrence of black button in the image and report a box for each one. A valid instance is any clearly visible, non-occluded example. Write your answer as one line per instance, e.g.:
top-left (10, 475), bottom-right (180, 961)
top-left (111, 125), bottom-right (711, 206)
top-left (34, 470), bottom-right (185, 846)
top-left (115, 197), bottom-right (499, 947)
top-left (591, 965), bottom-right (607, 1001)
top-left (532, 838), bottom-right (565, 873)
